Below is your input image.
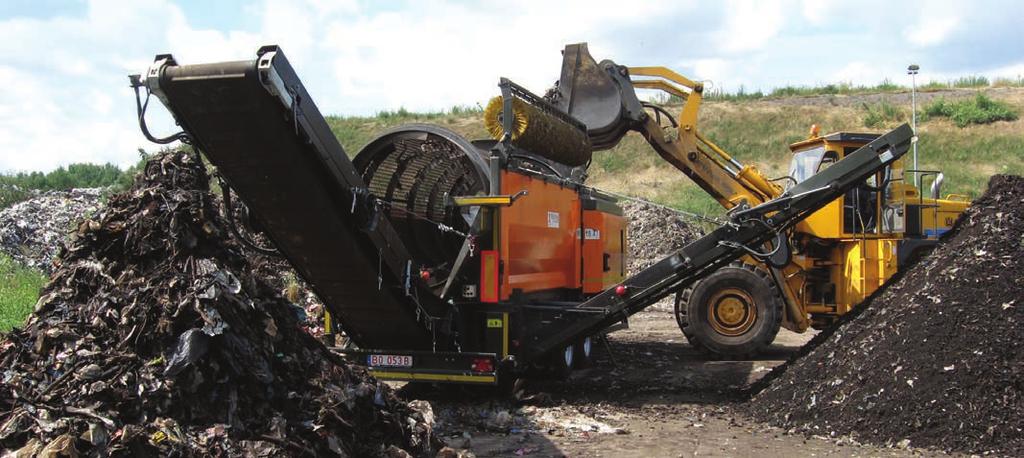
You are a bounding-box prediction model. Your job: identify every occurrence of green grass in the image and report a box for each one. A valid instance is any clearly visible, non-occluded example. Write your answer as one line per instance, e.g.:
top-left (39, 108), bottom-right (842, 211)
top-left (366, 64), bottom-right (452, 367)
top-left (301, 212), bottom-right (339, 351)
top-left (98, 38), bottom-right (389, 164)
top-left (951, 75), bottom-right (990, 88)
top-left (705, 76), bottom-right (1024, 101)
top-left (653, 181), bottom-right (723, 219)
top-left (914, 127), bottom-right (1024, 197)
top-left (862, 101), bottom-right (908, 128)
top-left (993, 76), bottom-right (1024, 88)
top-left (0, 254), bottom-right (45, 333)
top-left (706, 80), bottom-right (905, 102)
top-left (326, 105), bottom-right (486, 156)
top-left (923, 93), bottom-right (1019, 127)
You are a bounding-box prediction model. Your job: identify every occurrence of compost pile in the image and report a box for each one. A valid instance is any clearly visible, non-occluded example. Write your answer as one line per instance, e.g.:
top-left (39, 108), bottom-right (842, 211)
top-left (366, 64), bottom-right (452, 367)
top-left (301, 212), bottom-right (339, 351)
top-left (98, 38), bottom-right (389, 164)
top-left (0, 188), bottom-right (103, 273)
top-left (622, 200), bottom-right (703, 274)
top-left (0, 152), bottom-right (437, 457)
top-left (744, 175), bottom-right (1024, 455)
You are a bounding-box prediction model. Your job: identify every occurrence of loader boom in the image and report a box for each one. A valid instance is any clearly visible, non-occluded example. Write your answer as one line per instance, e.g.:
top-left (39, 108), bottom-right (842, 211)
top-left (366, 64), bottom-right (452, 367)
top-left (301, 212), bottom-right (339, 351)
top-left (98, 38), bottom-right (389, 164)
top-left (551, 44), bottom-right (783, 211)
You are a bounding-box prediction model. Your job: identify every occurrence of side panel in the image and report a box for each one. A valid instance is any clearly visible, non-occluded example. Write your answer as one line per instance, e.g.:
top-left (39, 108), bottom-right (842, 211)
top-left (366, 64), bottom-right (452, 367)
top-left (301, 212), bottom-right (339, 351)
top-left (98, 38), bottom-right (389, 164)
top-left (582, 210), bottom-right (626, 293)
top-left (499, 172), bottom-right (582, 297)
top-left (604, 213), bottom-right (627, 289)
top-left (834, 238), bottom-right (899, 314)
top-left (794, 199), bottom-right (843, 239)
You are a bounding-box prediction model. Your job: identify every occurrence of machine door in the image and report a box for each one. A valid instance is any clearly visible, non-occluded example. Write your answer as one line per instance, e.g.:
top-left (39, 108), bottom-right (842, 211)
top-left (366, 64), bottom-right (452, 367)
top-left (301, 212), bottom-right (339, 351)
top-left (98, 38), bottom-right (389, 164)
top-left (842, 147), bottom-right (880, 234)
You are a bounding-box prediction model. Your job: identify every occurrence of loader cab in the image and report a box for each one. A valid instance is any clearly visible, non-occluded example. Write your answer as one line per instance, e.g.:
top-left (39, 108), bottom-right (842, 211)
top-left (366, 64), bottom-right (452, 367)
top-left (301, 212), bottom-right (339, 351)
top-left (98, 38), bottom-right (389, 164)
top-left (788, 131), bottom-right (896, 239)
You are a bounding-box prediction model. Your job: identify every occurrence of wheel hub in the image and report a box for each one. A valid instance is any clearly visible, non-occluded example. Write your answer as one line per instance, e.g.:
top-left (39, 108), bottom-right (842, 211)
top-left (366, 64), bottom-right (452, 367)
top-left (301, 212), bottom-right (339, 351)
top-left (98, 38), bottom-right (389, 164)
top-left (707, 287), bottom-right (757, 337)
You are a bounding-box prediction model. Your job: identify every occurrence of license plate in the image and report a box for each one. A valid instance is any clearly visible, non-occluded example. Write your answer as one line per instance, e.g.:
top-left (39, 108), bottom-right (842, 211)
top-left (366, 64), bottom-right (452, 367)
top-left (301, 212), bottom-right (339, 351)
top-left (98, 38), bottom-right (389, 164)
top-left (368, 354), bottom-right (413, 368)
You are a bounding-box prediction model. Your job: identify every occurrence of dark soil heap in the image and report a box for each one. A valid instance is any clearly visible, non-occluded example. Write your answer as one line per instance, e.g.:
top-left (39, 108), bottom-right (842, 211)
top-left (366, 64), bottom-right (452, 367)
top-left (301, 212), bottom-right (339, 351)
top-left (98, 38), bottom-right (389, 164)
top-left (744, 175), bottom-right (1024, 455)
top-left (0, 152), bottom-right (436, 456)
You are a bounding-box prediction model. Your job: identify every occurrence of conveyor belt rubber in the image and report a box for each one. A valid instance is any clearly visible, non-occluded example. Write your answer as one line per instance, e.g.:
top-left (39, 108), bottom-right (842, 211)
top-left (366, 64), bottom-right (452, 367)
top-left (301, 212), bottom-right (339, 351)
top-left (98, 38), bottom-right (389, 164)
top-left (148, 46), bottom-right (444, 350)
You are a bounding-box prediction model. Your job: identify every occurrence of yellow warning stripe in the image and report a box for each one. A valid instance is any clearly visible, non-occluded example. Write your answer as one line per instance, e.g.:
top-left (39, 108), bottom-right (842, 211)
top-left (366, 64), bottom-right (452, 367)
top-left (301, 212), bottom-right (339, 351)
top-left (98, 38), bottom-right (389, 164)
top-left (369, 370), bottom-right (496, 384)
top-left (502, 312), bottom-right (509, 358)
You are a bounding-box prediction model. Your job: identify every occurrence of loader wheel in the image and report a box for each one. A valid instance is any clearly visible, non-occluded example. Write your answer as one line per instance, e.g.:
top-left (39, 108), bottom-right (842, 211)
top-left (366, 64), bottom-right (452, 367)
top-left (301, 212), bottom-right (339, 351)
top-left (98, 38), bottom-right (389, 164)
top-left (675, 263), bottom-right (782, 358)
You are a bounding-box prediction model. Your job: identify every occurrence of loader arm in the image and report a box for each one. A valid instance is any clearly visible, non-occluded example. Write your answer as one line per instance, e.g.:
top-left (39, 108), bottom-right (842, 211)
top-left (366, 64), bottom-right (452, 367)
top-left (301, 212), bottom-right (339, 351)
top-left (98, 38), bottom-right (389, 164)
top-left (550, 43), bottom-right (808, 332)
top-left (552, 44), bottom-right (783, 211)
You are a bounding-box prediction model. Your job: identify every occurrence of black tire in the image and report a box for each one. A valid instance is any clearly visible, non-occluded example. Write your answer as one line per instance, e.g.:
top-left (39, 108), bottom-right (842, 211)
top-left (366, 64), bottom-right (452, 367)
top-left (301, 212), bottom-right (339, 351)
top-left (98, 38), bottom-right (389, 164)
top-left (495, 364), bottom-right (524, 399)
top-left (546, 344), bottom-right (575, 380)
top-left (674, 262), bottom-right (783, 358)
top-left (573, 336), bottom-right (594, 369)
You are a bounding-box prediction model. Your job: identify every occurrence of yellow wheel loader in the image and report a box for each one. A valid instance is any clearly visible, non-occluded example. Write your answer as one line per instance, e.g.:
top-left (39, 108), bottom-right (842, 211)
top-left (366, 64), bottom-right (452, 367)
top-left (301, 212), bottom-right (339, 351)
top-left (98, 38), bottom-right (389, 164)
top-left (552, 43), bottom-right (970, 357)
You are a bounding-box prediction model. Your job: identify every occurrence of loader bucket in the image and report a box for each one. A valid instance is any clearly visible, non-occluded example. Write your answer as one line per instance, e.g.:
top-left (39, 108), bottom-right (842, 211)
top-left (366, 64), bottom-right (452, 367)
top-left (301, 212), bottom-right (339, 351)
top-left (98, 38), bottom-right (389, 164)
top-left (549, 43), bottom-right (645, 150)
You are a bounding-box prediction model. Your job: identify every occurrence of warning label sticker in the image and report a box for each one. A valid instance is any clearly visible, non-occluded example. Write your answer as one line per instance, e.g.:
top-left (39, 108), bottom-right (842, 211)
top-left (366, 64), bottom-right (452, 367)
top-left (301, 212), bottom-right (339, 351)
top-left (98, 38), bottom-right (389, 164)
top-left (547, 211), bottom-right (560, 228)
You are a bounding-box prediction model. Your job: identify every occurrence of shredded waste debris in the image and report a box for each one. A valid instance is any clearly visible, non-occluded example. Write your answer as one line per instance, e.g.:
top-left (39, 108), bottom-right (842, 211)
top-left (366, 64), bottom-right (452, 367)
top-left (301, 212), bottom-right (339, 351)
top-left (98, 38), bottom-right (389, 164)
top-left (0, 152), bottom-right (438, 457)
top-left (622, 201), bottom-right (703, 275)
top-left (0, 188), bottom-right (104, 273)
top-left (744, 174), bottom-right (1024, 455)
top-left (621, 200), bottom-right (703, 310)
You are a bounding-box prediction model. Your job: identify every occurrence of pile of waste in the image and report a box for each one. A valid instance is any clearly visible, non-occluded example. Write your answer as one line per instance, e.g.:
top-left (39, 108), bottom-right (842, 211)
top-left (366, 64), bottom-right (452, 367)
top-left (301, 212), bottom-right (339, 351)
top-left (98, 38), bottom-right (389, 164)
top-left (0, 152), bottom-right (437, 456)
top-left (744, 175), bottom-right (1024, 455)
top-left (0, 188), bottom-right (104, 273)
top-left (621, 200), bottom-right (703, 275)
top-left (621, 200), bottom-right (703, 311)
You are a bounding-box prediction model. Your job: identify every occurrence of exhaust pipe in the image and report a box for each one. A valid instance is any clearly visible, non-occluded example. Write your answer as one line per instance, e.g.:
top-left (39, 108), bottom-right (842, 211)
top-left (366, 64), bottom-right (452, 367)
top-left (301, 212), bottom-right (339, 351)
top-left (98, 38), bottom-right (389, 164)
top-left (930, 172), bottom-right (944, 200)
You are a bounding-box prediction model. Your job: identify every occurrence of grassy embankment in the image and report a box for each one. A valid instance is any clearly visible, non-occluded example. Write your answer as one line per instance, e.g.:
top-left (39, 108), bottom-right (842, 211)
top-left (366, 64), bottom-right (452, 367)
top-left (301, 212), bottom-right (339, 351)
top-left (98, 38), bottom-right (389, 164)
top-left (324, 86), bottom-right (1024, 218)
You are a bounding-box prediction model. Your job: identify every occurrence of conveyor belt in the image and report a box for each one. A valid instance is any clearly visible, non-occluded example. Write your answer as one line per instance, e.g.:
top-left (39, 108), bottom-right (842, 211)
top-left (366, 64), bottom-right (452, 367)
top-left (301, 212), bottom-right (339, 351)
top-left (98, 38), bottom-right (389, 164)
top-left (144, 46), bottom-right (446, 350)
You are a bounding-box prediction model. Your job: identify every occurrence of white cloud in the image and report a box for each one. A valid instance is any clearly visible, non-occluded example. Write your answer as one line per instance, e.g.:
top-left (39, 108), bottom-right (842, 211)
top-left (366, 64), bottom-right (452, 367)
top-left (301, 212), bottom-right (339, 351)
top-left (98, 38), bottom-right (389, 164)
top-left (0, 0), bottom-right (268, 172)
top-left (830, 61), bottom-right (875, 85)
top-left (801, 0), bottom-right (835, 26)
top-left (0, 0), bottom-right (1020, 172)
top-left (692, 58), bottom-right (734, 90)
top-left (720, 0), bottom-right (785, 52)
top-left (904, 16), bottom-right (959, 47)
top-left (903, 2), bottom-right (961, 48)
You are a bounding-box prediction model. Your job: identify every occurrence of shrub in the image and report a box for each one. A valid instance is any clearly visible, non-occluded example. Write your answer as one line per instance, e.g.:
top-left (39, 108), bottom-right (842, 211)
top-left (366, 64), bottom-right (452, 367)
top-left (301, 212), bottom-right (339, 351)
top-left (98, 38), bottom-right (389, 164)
top-left (923, 94), bottom-right (1019, 127)
top-left (0, 162), bottom-right (137, 209)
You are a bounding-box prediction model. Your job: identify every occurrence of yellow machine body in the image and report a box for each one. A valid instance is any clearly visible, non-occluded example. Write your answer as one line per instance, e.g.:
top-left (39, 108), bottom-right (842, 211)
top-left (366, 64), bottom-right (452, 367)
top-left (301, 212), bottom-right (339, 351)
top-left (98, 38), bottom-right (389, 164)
top-left (609, 61), bottom-right (971, 335)
top-left (786, 134), bottom-right (970, 325)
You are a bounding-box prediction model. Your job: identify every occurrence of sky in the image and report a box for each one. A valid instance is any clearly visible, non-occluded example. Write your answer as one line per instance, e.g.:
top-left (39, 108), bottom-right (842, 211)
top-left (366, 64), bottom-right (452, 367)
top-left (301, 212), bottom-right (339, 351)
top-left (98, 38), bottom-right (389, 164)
top-left (0, 0), bottom-right (1022, 172)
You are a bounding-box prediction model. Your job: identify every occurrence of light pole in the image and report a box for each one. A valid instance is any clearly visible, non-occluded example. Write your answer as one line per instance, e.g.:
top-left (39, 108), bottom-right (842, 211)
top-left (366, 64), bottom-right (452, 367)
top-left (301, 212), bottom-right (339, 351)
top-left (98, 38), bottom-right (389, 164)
top-left (908, 64), bottom-right (919, 186)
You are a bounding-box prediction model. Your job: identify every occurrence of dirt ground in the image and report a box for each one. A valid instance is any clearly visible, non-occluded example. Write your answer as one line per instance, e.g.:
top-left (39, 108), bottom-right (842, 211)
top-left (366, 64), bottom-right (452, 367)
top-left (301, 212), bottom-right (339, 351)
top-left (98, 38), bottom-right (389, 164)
top-left (398, 310), bottom-right (952, 457)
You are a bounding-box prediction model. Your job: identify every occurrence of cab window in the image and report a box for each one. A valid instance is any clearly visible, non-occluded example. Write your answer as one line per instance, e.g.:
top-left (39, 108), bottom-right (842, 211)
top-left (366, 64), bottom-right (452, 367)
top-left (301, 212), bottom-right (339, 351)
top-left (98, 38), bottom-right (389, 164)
top-left (788, 146), bottom-right (826, 184)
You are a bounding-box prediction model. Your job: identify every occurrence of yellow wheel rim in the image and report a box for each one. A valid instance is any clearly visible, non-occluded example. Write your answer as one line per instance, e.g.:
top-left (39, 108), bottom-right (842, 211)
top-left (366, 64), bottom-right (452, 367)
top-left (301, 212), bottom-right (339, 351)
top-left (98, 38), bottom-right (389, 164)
top-left (707, 287), bottom-right (757, 337)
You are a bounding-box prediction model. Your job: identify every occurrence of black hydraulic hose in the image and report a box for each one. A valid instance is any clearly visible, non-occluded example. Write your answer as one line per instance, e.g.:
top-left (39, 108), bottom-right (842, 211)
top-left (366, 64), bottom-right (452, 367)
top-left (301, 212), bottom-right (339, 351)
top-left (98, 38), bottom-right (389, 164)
top-left (770, 175), bottom-right (798, 187)
top-left (641, 102), bottom-right (678, 128)
top-left (508, 153), bottom-right (564, 178)
top-left (130, 76), bottom-right (191, 145)
top-left (217, 177), bottom-right (282, 257)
